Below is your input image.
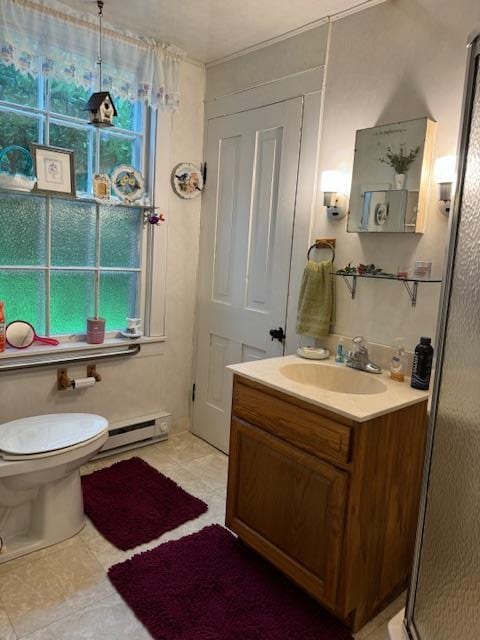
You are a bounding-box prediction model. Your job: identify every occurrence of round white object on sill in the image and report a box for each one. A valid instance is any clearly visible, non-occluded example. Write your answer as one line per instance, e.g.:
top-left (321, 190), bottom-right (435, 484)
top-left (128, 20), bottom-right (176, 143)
top-left (120, 330), bottom-right (144, 339)
top-left (296, 346), bottom-right (330, 360)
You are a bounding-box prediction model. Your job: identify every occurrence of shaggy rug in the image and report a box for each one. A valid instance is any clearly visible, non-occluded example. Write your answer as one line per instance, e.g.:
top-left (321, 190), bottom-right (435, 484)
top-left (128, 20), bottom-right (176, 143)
top-left (108, 524), bottom-right (353, 640)
top-left (81, 457), bottom-right (208, 550)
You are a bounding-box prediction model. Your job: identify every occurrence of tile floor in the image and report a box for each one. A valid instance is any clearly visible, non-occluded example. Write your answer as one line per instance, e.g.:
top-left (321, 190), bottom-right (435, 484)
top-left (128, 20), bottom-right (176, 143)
top-left (0, 432), bottom-right (404, 639)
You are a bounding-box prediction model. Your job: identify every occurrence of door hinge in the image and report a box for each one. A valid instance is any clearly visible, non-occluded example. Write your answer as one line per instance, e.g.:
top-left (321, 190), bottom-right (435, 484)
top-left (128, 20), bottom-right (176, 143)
top-left (192, 383), bottom-right (196, 402)
top-left (201, 162), bottom-right (207, 185)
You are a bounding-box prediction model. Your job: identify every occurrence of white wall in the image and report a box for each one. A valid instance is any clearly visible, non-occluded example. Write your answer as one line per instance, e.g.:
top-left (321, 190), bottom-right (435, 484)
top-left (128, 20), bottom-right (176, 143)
top-left (161, 60), bottom-right (205, 429)
top-left (314, 0), bottom-right (480, 351)
top-left (205, 25), bottom-right (329, 100)
top-left (0, 60), bottom-right (205, 434)
top-left (206, 0), bottom-right (480, 353)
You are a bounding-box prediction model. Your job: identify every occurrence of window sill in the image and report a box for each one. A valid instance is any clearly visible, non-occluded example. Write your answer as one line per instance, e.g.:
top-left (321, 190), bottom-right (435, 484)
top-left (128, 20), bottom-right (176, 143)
top-left (0, 336), bottom-right (166, 362)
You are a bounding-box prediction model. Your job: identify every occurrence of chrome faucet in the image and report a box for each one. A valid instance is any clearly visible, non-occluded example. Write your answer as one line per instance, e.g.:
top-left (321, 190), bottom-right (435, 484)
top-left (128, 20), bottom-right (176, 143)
top-left (346, 336), bottom-right (382, 374)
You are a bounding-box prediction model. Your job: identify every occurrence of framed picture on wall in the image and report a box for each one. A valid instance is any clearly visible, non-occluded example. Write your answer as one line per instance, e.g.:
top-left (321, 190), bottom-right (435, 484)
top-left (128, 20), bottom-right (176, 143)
top-left (31, 144), bottom-right (76, 197)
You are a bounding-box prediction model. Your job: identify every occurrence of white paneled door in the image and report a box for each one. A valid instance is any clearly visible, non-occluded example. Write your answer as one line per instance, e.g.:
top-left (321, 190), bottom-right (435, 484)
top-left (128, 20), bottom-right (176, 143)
top-left (192, 98), bottom-right (303, 452)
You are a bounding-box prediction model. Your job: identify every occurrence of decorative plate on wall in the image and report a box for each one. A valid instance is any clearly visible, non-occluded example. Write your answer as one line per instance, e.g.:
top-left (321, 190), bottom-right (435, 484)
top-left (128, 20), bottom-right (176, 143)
top-left (0, 145), bottom-right (37, 192)
top-left (171, 163), bottom-right (204, 199)
top-left (111, 165), bottom-right (144, 203)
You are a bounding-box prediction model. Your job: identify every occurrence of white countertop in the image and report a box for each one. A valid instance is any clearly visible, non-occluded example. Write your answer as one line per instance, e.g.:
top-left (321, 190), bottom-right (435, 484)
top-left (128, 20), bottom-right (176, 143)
top-left (228, 355), bottom-right (429, 423)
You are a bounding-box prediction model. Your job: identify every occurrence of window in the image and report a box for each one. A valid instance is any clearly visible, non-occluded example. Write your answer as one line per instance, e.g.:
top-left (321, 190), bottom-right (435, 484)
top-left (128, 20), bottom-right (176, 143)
top-left (0, 58), bottom-right (153, 337)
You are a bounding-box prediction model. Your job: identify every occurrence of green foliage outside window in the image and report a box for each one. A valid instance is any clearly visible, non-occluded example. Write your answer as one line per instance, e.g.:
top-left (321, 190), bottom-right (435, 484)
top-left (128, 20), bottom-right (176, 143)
top-left (100, 132), bottom-right (136, 176)
top-left (113, 97), bottom-right (138, 131)
top-left (49, 78), bottom-right (91, 120)
top-left (0, 63), bottom-right (38, 107)
top-left (49, 123), bottom-right (90, 193)
top-left (0, 111), bottom-right (39, 150)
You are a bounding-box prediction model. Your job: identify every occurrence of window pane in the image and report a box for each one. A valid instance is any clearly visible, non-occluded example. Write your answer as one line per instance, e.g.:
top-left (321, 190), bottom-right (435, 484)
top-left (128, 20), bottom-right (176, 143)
top-left (49, 123), bottom-right (90, 193)
top-left (100, 131), bottom-right (138, 177)
top-left (0, 195), bottom-right (46, 265)
top-left (115, 97), bottom-right (135, 131)
top-left (0, 61), bottom-right (38, 107)
top-left (50, 271), bottom-right (95, 335)
top-left (0, 110), bottom-right (40, 149)
top-left (115, 98), bottom-right (145, 132)
top-left (51, 199), bottom-right (96, 267)
top-left (100, 206), bottom-right (141, 268)
top-left (49, 78), bottom-right (91, 120)
top-left (99, 271), bottom-right (138, 330)
top-left (0, 270), bottom-right (46, 333)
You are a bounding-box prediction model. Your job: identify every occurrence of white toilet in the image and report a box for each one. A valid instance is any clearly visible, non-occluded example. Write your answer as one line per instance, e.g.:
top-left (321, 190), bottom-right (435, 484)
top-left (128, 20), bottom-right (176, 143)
top-left (0, 413), bottom-right (108, 563)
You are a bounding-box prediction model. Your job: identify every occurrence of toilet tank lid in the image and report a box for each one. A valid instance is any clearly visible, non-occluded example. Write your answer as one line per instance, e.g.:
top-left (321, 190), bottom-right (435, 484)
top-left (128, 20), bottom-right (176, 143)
top-left (0, 413), bottom-right (108, 456)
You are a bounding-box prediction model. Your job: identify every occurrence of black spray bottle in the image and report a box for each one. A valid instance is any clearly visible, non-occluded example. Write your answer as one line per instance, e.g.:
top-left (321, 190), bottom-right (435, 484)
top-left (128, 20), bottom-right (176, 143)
top-left (411, 337), bottom-right (434, 390)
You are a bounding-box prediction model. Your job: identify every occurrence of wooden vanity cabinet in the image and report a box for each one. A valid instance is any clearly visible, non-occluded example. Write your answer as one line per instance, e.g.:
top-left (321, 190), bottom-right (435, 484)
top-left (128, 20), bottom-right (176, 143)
top-left (226, 375), bottom-right (428, 632)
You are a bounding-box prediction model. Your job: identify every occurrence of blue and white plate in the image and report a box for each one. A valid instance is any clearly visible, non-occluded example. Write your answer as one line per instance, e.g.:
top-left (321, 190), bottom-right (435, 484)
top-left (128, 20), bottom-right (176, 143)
top-left (111, 165), bottom-right (144, 203)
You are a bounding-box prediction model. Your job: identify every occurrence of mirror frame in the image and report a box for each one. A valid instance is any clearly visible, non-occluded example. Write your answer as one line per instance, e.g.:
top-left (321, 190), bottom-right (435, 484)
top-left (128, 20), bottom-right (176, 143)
top-left (347, 117), bottom-right (437, 234)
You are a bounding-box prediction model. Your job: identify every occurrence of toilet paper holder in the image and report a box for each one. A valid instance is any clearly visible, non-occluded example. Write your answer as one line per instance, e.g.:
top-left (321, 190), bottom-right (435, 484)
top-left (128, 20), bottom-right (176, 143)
top-left (57, 365), bottom-right (102, 391)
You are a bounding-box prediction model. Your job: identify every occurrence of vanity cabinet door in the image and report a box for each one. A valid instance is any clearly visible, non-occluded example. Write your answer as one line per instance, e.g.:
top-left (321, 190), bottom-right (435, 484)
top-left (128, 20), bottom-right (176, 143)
top-left (226, 417), bottom-right (348, 608)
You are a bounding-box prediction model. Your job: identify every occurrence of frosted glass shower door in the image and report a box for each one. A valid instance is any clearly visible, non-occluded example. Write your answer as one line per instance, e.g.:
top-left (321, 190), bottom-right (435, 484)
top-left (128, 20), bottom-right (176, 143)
top-left (407, 35), bottom-right (480, 640)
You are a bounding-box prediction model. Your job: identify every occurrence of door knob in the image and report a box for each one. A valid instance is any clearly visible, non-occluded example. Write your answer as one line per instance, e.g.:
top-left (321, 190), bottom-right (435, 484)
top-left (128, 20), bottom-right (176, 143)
top-left (269, 327), bottom-right (285, 343)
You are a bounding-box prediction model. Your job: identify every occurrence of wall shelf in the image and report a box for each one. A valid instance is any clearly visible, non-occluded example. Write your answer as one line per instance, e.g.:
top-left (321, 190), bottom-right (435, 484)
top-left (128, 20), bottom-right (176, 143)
top-left (334, 272), bottom-right (442, 307)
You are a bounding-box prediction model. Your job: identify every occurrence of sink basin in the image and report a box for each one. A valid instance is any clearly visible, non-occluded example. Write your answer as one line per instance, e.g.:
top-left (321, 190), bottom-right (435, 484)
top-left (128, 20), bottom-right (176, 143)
top-left (279, 363), bottom-right (387, 395)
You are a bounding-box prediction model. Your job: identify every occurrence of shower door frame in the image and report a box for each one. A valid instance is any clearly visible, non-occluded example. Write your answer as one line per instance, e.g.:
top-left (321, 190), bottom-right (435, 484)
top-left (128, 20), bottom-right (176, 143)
top-left (404, 31), bottom-right (480, 640)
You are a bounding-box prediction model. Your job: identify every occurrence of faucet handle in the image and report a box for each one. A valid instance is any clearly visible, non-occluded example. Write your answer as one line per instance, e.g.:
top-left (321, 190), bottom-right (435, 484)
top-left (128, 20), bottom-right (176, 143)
top-left (352, 336), bottom-right (368, 352)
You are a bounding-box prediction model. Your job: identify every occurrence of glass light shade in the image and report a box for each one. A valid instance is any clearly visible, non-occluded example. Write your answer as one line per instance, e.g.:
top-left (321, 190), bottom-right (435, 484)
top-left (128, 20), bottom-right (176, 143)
top-left (320, 170), bottom-right (348, 194)
top-left (434, 155), bottom-right (456, 184)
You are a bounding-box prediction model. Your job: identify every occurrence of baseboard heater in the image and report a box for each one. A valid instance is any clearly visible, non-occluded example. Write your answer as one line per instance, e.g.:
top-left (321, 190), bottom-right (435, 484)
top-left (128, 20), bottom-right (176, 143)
top-left (93, 412), bottom-right (172, 459)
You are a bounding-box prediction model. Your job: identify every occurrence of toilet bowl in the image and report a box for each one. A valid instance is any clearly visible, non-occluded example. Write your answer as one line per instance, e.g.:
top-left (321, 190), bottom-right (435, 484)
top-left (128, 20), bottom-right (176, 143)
top-left (0, 413), bottom-right (108, 563)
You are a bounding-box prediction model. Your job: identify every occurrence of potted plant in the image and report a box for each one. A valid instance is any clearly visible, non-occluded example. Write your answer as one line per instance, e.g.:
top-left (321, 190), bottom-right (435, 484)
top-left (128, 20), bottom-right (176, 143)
top-left (379, 144), bottom-right (420, 190)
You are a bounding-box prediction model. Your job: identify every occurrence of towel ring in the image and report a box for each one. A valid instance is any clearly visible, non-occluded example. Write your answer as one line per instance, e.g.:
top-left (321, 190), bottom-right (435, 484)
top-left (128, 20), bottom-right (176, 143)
top-left (307, 242), bottom-right (335, 262)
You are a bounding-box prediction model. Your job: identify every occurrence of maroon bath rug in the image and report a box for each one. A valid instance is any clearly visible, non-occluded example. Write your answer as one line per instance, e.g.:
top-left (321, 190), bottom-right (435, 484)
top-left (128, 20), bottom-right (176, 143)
top-left (108, 524), bottom-right (353, 640)
top-left (81, 457), bottom-right (208, 550)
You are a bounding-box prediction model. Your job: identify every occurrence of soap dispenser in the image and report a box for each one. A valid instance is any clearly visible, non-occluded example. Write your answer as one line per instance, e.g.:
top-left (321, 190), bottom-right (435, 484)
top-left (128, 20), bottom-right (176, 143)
top-left (335, 337), bottom-right (345, 364)
top-left (390, 338), bottom-right (407, 382)
top-left (411, 337), bottom-right (434, 390)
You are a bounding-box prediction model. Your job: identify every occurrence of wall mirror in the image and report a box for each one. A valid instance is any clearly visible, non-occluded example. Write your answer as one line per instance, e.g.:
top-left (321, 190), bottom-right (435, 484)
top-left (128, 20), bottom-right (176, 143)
top-left (347, 117), bottom-right (436, 234)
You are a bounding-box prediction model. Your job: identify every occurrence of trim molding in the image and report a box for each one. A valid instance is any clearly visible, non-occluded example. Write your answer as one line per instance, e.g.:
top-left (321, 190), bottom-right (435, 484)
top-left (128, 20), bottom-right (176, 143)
top-left (206, 18), bottom-right (328, 68)
top-left (206, 0), bottom-right (388, 68)
top-left (205, 66), bottom-right (325, 119)
top-left (329, 0), bottom-right (388, 23)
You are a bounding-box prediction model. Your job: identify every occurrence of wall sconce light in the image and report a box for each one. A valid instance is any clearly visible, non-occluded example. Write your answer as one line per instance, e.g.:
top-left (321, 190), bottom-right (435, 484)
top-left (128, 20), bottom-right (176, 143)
top-left (320, 170), bottom-right (349, 220)
top-left (434, 155), bottom-right (456, 216)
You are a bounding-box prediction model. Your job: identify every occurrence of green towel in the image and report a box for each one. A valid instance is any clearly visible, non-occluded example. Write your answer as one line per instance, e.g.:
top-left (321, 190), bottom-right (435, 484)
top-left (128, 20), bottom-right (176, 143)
top-left (296, 260), bottom-right (335, 338)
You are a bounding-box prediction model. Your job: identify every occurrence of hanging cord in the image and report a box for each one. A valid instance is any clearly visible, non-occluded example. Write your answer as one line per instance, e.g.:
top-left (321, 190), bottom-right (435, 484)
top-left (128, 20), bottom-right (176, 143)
top-left (97, 0), bottom-right (104, 92)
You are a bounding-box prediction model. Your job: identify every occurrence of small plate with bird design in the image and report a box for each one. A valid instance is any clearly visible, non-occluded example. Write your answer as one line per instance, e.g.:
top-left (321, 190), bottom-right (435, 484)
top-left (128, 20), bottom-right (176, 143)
top-left (111, 165), bottom-right (145, 203)
top-left (171, 162), bottom-right (204, 199)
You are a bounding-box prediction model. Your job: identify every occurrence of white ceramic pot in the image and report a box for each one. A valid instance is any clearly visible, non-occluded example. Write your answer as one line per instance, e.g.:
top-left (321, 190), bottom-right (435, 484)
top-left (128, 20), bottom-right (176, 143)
top-left (394, 173), bottom-right (406, 190)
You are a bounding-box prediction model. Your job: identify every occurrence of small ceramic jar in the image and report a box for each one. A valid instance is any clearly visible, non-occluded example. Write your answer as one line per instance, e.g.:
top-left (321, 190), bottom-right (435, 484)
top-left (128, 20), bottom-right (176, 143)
top-left (86, 317), bottom-right (106, 344)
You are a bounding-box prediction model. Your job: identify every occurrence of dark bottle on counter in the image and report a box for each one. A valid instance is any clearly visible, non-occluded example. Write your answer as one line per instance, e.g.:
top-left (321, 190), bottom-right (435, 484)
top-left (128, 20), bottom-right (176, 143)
top-left (411, 337), bottom-right (434, 390)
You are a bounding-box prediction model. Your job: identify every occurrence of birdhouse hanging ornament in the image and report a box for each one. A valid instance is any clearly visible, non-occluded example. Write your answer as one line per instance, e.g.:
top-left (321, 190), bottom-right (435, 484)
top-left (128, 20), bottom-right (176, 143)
top-left (84, 1), bottom-right (117, 127)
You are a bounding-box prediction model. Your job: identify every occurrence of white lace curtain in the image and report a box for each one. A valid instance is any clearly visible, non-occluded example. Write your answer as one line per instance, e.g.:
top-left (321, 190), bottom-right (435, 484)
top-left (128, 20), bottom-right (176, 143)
top-left (0, 0), bottom-right (184, 110)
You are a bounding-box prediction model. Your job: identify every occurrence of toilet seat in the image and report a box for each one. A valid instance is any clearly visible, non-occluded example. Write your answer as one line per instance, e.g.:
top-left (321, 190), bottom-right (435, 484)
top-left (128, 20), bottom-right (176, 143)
top-left (0, 413), bottom-right (108, 461)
